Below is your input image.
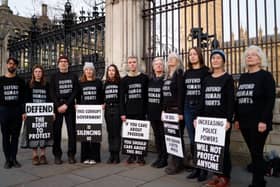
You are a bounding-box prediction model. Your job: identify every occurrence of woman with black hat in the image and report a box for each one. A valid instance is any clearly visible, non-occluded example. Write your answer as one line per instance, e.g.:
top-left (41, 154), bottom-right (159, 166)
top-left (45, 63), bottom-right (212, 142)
top-left (196, 49), bottom-right (234, 187)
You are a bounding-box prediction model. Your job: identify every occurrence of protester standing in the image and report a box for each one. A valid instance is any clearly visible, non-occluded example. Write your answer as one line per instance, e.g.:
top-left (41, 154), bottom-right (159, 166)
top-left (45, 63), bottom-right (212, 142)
top-left (120, 56), bottom-right (149, 165)
top-left (196, 49), bottom-right (234, 187)
top-left (21, 65), bottom-right (52, 165)
top-left (49, 56), bottom-right (79, 164)
top-left (162, 52), bottom-right (185, 175)
top-left (104, 64), bottom-right (122, 164)
top-left (235, 45), bottom-right (275, 187)
top-left (148, 57), bottom-right (168, 168)
top-left (0, 57), bottom-right (25, 169)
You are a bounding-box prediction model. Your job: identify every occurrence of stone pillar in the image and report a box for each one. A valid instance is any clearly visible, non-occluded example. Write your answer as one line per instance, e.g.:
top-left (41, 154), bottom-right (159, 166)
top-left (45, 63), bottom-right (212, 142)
top-left (105, 0), bottom-right (145, 76)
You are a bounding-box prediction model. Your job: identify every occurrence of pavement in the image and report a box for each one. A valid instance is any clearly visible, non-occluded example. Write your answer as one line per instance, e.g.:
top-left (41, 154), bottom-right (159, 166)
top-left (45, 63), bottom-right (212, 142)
top-left (0, 125), bottom-right (280, 187)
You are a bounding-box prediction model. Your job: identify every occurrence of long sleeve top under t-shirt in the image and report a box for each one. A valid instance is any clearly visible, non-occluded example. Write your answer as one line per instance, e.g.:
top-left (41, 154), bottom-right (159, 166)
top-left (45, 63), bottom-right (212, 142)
top-left (235, 69), bottom-right (275, 130)
top-left (120, 73), bottom-right (148, 117)
top-left (104, 82), bottom-right (120, 105)
top-left (162, 69), bottom-right (184, 115)
top-left (76, 79), bottom-right (104, 105)
top-left (147, 76), bottom-right (164, 121)
top-left (184, 66), bottom-right (210, 107)
top-left (198, 72), bottom-right (235, 122)
top-left (49, 71), bottom-right (79, 109)
top-left (0, 75), bottom-right (25, 112)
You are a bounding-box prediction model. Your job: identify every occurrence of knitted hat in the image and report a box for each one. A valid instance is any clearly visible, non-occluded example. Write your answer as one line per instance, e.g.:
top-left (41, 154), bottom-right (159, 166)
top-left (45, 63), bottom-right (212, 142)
top-left (210, 49), bottom-right (226, 62)
top-left (83, 62), bottom-right (95, 71)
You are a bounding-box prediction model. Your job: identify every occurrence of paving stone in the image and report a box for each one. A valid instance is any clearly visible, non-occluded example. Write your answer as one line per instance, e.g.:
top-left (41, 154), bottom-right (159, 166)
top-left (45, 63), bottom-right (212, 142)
top-left (76, 174), bottom-right (145, 187)
top-left (13, 173), bottom-right (90, 187)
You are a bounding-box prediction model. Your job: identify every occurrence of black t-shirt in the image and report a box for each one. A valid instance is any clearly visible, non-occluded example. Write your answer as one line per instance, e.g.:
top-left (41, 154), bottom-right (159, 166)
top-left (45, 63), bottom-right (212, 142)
top-left (25, 81), bottom-right (50, 103)
top-left (104, 82), bottom-right (120, 104)
top-left (198, 72), bottom-right (234, 122)
top-left (49, 71), bottom-right (79, 108)
top-left (77, 79), bottom-right (104, 105)
top-left (162, 69), bottom-right (184, 114)
top-left (0, 75), bottom-right (25, 108)
top-left (184, 66), bottom-right (210, 106)
top-left (235, 70), bottom-right (275, 130)
top-left (120, 73), bottom-right (148, 117)
top-left (147, 76), bottom-right (164, 120)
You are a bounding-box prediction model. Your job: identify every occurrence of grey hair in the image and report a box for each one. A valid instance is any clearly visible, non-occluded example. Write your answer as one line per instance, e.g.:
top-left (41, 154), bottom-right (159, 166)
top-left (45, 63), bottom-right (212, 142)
top-left (152, 57), bottom-right (165, 69)
top-left (241, 45), bottom-right (268, 69)
top-left (165, 52), bottom-right (184, 79)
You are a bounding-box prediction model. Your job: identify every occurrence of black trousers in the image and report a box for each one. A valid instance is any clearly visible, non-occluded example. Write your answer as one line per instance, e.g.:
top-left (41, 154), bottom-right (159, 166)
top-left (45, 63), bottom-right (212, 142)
top-left (80, 142), bottom-right (100, 162)
top-left (151, 120), bottom-right (167, 160)
top-left (52, 109), bottom-right (76, 158)
top-left (217, 128), bottom-right (232, 178)
top-left (0, 107), bottom-right (22, 162)
top-left (164, 108), bottom-right (185, 168)
top-left (240, 127), bottom-right (269, 186)
top-left (105, 104), bottom-right (122, 153)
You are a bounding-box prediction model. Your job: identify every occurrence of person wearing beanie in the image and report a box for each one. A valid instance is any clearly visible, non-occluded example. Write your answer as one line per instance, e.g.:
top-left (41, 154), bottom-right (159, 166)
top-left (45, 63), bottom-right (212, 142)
top-left (184, 47), bottom-right (210, 181)
top-left (77, 62), bottom-right (104, 165)
top-left (235, 46), bottom-right (275, 187)
top-left (196, 49), bottom-right (234, 187)
top-left (49, 55), bottom-right (79, 165)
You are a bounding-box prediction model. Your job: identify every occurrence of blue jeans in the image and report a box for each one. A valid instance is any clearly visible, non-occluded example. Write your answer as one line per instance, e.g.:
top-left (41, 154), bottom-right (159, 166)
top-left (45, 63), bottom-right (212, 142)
top-left (184, 104), bottom-right (197, 144)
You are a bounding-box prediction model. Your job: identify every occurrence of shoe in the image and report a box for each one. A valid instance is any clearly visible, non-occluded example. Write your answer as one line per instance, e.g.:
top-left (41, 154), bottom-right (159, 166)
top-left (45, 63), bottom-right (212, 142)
top-left (54, 157), bottom-right (62, 165)
top-left (156, 160), bottom-right (168, 168)
top-left (12, 160), bottom-right (21, 168)
top-left (83, 160), bottom-right (90, 164)
top-left (39, 155), bottom-right (48, 165)
top-left (151, 159), bottom-right (160, 168)
top-left (126, 155), bottom-right (136, 164)
top-left (32, 156), bottom-right (40, 165)
top-left (113, 153), bottom-right (120, 164)
top-left (165, 166), bottom-right (181, 175)
top-left (215, 176), bottom-right (229, 187)
top-left (206, 175), bottom-right (220, 187)
top-left (4, 161), bottom-right (12, 169)
top-left (137, 156), bottom-right (146, 166)
top-left (187, 168), bottom-right (200, 179)
top-left (107, 154), bottom-right (114, 164)
top-left (89, 160), bottom-right (97, 165)
top-left (68, 156), bottom-right (76, 164)
top-left (197, 170), bottom-right (208, 182)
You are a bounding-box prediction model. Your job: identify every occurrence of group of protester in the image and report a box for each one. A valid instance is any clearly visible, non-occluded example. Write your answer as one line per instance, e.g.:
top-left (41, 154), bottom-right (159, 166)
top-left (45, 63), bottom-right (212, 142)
top-left (0, 45), bottom-right (275, 187)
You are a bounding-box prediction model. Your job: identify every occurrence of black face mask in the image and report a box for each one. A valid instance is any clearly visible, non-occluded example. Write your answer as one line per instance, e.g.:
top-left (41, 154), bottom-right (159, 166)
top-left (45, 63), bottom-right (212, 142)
top-left (7, 67), bottom-right (16, 74)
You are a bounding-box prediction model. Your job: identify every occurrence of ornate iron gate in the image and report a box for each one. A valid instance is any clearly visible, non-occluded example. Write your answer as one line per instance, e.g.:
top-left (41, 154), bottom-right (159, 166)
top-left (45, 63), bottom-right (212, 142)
top-left (143, 0), bottom-right (280, 85)
top-left (8, 1), bottom-right (105, 80)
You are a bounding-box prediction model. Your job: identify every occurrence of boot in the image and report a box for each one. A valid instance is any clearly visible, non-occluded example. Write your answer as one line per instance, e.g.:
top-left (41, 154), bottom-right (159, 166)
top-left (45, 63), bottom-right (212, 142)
top-left (114, 152), bottom-right (120, 164)
top-left (156, 158), bottom-right (168, 168)
top-left (197, 170), bottom-right (208, 182)
top-left (215, 176), bottom-right (229, 187)
top-left (107, 152), bottom-right (114, 164)
top-left (151, 157), bottom-right (160, 168)
top-left (187, 168), bottom-right (200, 179)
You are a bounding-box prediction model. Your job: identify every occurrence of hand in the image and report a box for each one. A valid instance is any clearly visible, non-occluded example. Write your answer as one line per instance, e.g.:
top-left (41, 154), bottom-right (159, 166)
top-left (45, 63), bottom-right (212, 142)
top-left (258, 122), bottom-right (267, 133)
top-left (58, 104), bottom-right (68, 113)
top-left (193, 119), bottom-right (197, 128)
top-left (22, 113), bottom-right (27, 121)
top-left (121, 115), bottom-right (126, 122)
top-left (102, 104), bottom-right (105, 110)
top-left (234, 121), bottom-right (240, 130)
top-left (226, 122), bottom-right (231, 131)
top-left (178, 115), bottom-right (183, 121)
